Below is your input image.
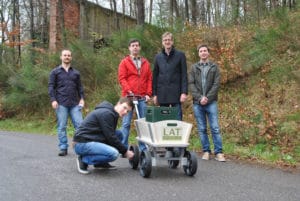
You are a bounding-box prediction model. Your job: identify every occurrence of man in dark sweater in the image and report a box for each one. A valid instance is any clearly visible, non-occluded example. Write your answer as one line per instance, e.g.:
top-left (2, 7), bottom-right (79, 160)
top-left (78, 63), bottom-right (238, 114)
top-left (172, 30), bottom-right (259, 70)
top-left (73, 97), bottom-right (135, 174)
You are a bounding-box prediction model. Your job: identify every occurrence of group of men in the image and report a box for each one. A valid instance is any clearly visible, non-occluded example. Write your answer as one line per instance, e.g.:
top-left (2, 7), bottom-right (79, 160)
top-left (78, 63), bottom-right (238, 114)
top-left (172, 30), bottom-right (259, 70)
top-left (48, 32), bottom-right (225, 175)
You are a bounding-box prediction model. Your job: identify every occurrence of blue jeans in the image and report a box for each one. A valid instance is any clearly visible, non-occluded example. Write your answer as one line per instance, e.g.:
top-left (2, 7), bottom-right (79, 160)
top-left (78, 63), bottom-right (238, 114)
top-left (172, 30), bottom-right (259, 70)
top-left (121, 99), bottom-right (147, 151)
top-left (73, 130), bottom-right (123, 165)
top-left (173, 103), bottom-right (182, 120)
top-left (55, 105), bottom-right (83, 150)
top-left (192, 101), bottom-right (223, 154)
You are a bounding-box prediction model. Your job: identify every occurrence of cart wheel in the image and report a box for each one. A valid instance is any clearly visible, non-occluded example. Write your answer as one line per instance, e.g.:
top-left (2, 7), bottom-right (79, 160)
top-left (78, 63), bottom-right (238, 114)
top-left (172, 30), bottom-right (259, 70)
top-left (139, 150), bottom-right (152, 178)
top-left (183, 151), bottom-right (198, 176)
top-left (129, 145), bottom-right (139, 169)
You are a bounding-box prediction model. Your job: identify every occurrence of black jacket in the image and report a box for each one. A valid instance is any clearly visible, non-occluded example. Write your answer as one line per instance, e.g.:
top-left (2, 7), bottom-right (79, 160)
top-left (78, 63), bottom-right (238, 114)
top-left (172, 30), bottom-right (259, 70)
top-left (73, 101), bottom-right (127, 155)
top-left (153, 47), bottom-right (188, 104)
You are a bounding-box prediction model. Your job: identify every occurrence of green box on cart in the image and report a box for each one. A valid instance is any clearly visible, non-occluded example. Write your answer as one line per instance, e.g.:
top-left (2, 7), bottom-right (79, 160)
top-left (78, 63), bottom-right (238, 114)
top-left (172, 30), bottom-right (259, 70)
top-left (145, 106), bottom-right (178, 122)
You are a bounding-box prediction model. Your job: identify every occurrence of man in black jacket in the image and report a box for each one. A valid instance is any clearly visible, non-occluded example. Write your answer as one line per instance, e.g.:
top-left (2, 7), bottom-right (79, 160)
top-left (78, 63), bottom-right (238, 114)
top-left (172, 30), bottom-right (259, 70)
top-left (152, 32), bottom-right (188, 120)
top-left (73, 97), bottom-right (135, 174)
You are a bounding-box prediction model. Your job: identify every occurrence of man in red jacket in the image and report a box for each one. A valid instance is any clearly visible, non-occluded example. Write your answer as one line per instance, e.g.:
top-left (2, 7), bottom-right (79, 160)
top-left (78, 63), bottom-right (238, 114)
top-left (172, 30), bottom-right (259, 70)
top-left (118, 39), bottom-right (152, 151)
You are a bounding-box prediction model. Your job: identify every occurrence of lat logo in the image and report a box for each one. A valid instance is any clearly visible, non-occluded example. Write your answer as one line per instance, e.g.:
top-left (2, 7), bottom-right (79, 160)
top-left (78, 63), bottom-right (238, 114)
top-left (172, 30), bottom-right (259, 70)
top-left (162, 127), bottom-right (182, 140)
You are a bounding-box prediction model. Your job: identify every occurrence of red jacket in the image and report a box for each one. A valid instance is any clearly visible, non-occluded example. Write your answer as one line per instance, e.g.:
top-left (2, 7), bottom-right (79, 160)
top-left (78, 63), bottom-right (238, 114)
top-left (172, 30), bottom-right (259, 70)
top-left (118, 55), bottom-right (152, 97)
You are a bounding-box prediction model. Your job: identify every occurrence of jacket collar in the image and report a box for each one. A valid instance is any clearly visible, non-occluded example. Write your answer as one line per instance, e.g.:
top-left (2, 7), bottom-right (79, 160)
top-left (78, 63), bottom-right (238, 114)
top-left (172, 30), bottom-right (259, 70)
top-left (196, 61), bottom-right (215, 70)
top-left (162, 46), bottom-right (175, 56)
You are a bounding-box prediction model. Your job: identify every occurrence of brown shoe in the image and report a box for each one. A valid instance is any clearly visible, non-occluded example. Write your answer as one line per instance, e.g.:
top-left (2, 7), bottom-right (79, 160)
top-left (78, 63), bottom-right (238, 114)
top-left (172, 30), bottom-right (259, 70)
top-left (215, 153), bottom-right (226, 162)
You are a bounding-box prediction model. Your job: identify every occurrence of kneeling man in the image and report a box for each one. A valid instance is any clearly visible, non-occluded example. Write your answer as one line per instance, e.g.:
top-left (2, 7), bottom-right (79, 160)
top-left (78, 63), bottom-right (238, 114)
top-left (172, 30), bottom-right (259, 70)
top-left (73, 97), bottom-right (135, 174)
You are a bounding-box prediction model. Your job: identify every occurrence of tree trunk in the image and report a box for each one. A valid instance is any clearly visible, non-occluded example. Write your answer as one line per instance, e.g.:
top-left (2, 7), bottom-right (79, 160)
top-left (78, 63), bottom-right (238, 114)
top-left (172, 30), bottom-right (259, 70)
top-left (136, 0), bottom-right (145, 25)
top-left (29, 0), bottom-right (36, 64)
top-left (129, 0), bottom-right (135, 17)
top-left (0, 1), bottom-right (4, 63)
top-left (42, 0), bottom-right (48, 47)
top-left (173, 0), bottom-right (180, 19)
top-left (191, 0), bottom-right (197, 26)
top-left (122, 0), bottom-right (125, 15)
top-left (170, 0), bottom-right (174, 26)
top-left (199, 0), bottom-right (206, 26)
top-left (29, 0), bottom-right (35, 48)
top-left (12, 0), bottom-right (21, 66)
top-left (207, 0), bottom-right (211, 26)
top-left (232, 0), bottom-right (240, 25)
top-left (184, 0), bottom-right (189, 23)
top-left (149, 0), bottom-right (153, 24)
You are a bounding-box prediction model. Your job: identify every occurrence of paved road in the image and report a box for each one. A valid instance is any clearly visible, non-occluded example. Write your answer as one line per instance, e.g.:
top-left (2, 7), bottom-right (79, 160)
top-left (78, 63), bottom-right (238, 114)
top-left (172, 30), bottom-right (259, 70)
top-left (0, 131), bottom-right (299, 201)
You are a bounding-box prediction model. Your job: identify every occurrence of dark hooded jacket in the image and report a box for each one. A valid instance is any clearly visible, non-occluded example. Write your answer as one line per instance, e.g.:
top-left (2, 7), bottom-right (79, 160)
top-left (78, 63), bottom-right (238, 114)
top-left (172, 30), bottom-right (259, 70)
top-left (73, 101), bottom-right (127, 155)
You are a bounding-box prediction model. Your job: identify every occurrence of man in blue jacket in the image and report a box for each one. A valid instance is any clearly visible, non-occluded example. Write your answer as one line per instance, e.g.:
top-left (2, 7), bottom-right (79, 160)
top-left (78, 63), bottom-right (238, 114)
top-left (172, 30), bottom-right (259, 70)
top-left (73, 97), bottom-right (135, 174)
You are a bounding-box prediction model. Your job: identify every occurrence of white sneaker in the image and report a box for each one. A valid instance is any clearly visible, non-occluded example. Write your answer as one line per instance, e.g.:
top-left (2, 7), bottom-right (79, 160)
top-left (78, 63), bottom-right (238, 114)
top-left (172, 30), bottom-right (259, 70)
top-left (215, 153), bottom-right (226, 162)
top-left (202, 152), bottom-right (210, 160)
top-left (76, 156), bottom-right (90, 174)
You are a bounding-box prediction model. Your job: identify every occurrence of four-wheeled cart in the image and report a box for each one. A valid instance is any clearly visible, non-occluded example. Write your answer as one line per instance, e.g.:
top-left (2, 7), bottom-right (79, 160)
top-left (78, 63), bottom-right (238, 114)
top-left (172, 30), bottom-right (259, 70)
top-left (129, 116), bottom-right (198, 178)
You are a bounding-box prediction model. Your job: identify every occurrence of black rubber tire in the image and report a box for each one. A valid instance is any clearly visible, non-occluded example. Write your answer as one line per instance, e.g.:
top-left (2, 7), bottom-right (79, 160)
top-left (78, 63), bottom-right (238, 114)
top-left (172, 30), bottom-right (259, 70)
top-left (139, 150), bottom-right (152, 178)
top-left (128, 145), bottom-right (139, 169)
top-left (183, 151), bottom-right (198, 176)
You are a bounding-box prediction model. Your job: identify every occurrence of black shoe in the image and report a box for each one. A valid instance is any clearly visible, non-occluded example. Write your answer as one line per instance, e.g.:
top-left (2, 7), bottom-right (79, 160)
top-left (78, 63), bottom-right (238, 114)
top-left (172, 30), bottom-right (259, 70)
top-left (94, 163), bottom-right (116, 170)
top-left (58, 149), bottom-right (67, 156)
top-left (76, 156), bottom-right (89, 174)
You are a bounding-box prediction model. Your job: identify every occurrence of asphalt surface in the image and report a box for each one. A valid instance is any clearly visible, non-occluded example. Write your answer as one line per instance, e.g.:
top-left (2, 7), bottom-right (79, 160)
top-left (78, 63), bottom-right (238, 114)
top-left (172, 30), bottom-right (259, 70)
top-left (0, 131), bottom-right (299, 201)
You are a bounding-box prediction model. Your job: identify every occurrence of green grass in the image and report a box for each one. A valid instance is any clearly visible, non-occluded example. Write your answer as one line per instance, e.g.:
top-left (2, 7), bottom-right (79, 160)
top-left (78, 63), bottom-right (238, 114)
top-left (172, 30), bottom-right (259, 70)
top-left (0, 117), bottom-right (53, 135)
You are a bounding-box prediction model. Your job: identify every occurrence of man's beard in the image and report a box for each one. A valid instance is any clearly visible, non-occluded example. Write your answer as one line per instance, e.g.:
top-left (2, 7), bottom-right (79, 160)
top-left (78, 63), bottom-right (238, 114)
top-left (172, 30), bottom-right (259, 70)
top-left (63, 59), bottom-right (71, 64)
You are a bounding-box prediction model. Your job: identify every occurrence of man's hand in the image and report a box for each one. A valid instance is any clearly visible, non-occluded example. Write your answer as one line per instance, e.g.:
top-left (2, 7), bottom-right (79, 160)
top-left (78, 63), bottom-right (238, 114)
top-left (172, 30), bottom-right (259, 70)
top-left (200, 96), bottom-right (208, 105)
top-left (51, 101), bottom-right (58, 109)
top-left (145, 95), bottom-right (151, 102)
top-left (79, 99), bottom-right (85, 107)
top-left (180, 93), bottom-right (187, 103)
top-left (125, 150), bottom-right (134, 160)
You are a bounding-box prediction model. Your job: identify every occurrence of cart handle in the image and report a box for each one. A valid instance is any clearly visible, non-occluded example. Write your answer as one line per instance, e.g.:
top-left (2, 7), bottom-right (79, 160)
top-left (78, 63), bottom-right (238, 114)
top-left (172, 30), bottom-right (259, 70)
top-left (126, 93), bottom-right (144, 101)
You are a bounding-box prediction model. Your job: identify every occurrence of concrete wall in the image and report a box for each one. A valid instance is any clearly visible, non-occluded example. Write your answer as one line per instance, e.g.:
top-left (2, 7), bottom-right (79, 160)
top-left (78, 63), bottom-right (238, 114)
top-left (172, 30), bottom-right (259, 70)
top-left (49, 0), bottom-right (137, 51)
top-left (79, 1), bottom-right (137, 40)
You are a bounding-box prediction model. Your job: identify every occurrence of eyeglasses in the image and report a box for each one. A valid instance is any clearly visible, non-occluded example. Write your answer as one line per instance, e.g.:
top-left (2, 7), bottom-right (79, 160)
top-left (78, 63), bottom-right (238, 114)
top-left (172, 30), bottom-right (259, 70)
top-left (162, 38), bottom-right (172, 42)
